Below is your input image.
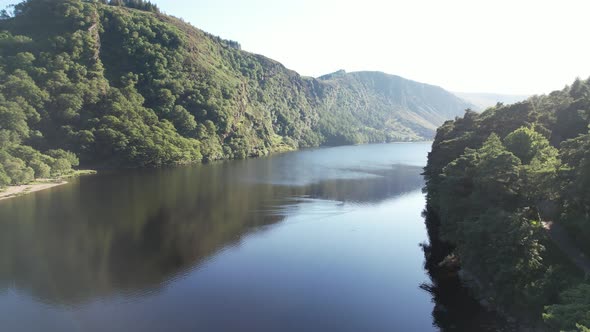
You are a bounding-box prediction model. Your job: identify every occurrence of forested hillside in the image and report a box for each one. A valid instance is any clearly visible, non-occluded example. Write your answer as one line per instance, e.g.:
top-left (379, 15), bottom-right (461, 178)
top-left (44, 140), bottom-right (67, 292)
top-left (424, 77), bottom-right (590, 331)
top-left (318, 70), bottom-right (472, 144)
top-left (0, 0), bottom-right (470, 187)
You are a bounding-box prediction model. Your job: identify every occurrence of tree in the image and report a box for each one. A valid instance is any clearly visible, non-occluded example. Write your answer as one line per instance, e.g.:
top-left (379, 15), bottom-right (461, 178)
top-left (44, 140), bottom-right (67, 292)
top-left (0, 165), bottom-right (9, 187)
top-left (504, 126), bottom-right (551, 165)
top-left (424, 76), bottom-right (590, 326)
top-left (0, 100), bottom-right (29, 147)
top-left (170, 105), bottom-right (197, 136)
top-left (0, 152), bottom-right (34, 184)
top-left (544, 283), bottom-right (590, 331)
top-left (460, 209), bottom-right (546, 309)
top-left (472, 134), bottom-right (522, 208)
top-left (0, 9), bottom-right (10, 20)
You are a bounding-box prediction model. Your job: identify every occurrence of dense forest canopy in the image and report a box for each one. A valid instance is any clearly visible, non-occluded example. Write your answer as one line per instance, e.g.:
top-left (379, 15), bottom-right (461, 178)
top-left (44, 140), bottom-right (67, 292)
top-left (0, 0), bottom-right (470, 187)
top-left (424, 77), bottom-right (590, 331)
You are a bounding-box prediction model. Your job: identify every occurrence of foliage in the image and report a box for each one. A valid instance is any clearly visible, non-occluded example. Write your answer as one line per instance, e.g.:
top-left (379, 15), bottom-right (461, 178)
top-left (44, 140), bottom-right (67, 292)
top-left (106, 0), bottom-right (159, 13)
top-left (424, 77), bottom-right (590, 329)
top-left (504, 126), bottom-right (552, 164)
top-left (559, 133), bottom-right (590, 253)
top-left (543, 283), bottom-right (590, 331)
top-left (0, 0), bottom-right (469, 186)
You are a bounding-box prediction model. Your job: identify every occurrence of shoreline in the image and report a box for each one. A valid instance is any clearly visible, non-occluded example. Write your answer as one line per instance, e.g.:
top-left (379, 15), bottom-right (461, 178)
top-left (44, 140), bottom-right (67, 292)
top-left (0, 170), bottom-right (96, 201)
top-left (0, 181), bottom-right (68, 201)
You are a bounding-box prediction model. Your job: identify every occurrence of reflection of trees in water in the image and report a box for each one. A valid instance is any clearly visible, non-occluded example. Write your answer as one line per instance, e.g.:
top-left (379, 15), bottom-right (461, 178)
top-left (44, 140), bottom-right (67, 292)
top-left (420, 207), bottom-right (512, 331)
top-left (0, 163), bottom-right (423, 305)
top-left (304, 165), bottom-right (424, 203)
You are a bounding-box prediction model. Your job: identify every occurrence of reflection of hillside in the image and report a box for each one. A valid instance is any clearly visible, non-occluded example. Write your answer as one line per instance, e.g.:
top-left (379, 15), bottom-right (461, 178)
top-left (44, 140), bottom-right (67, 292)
top-left (303, 165), bottom-right (423, 203)
top-left (0, 166), bottom-right (287, 305)
top-left (0, 162), bottom-right (423, 305)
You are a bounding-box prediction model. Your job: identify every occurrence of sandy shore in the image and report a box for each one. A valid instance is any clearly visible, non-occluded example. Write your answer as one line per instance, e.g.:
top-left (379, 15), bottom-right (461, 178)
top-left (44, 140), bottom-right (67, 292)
top-left (0, 181), bottom-right (68, 201)
top-left (0, 170), bottom-right (96, 201)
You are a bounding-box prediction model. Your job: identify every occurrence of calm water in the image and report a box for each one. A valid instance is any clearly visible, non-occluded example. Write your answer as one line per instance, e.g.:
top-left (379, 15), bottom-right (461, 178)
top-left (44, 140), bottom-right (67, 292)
top-left (0, 143), bottom-right (460, 331)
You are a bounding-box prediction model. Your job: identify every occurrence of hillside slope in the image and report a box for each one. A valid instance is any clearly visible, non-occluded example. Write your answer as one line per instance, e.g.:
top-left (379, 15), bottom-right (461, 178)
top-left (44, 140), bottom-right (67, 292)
top-left (424, 77), bottom-right (590, 330)
top-left (318, 70), bottom-right (473, 144)
top-left (0, 0), bottom-right (470, 185)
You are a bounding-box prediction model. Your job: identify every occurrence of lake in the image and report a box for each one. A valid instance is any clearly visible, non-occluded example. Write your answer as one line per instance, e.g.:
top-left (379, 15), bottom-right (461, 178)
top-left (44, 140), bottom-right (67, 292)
top-left (0, 142), bottom-right (495, 331)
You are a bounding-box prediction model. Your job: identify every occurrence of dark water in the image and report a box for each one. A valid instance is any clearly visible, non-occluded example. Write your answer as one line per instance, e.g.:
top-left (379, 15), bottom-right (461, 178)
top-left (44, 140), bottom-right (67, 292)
top-left (0, 143), bottom-right (492, 332)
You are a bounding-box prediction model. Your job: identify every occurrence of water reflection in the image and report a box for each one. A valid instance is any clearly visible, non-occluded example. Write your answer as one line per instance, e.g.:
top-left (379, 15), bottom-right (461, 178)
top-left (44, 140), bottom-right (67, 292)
top-left (0, 151), bottom-right (424, 306)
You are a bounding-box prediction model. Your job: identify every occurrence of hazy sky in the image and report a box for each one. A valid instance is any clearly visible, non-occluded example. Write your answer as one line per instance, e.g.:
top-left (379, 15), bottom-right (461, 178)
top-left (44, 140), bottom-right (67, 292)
top-left (2, 0), bottom-right (590, 94)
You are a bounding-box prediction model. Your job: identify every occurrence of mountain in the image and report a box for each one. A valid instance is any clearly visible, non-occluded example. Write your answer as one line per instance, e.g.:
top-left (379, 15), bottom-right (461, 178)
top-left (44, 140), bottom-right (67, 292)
top-left (317, 70), bottom-right (474, 144)
top-left (0, 0), bottom-right (470, 185)
top-left (424, 77), bottom-right (590, 330)
top-left (454, 92), bottom-right (529, 110)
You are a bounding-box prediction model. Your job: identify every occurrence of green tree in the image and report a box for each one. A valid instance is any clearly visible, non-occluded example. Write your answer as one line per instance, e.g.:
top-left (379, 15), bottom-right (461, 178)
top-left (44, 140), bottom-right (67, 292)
top-left (504, 126), bottom-right (551, 165)
top-left (170, 105), bottom-right (197, 136)
top-left (544, 283), bottom-right (590, 331)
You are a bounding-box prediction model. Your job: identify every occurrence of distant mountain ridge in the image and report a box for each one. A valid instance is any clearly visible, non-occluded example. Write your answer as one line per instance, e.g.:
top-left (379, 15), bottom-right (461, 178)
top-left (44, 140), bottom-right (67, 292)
top-left (454, 92), bottom-right (529, 110)
top-left (317, 70), bottom-right (474, 143)
top-left (0, 0), bottom-right (472, 185)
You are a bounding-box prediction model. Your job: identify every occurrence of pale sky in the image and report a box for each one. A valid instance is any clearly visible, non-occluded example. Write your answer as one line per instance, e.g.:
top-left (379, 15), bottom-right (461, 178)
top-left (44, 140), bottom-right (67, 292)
top-left (2, 0), bottom-right (590, 95)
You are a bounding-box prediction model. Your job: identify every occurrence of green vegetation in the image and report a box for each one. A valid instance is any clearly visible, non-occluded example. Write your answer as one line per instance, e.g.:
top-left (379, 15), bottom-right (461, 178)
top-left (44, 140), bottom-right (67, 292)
top-left (0, 0), bottom-right (470, 188)
top-left (544, 284), bottom-right (590, 331)
top-left (317, 71), bottom-right (472, 144)
top-left (424, 77), bottom-right (590, 330)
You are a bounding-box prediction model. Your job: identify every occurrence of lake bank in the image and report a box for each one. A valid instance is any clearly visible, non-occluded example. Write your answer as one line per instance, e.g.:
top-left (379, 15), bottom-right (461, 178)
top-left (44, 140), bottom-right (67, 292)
top-left (0, 181), bottom-right (67, 201)
top-left (0, 170), bottom-right (97, 201)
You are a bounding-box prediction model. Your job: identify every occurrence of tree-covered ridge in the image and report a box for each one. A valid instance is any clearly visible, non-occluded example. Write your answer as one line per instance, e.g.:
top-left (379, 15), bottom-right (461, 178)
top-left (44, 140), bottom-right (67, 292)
top-left (0, 0), bottom-right (470, 188)
top-left (424, 77), bottom-right (590, 331)
top-left (103, 0), bottom-right (159, 13)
